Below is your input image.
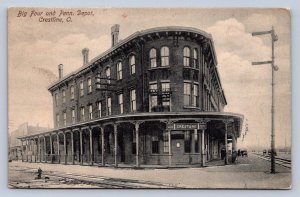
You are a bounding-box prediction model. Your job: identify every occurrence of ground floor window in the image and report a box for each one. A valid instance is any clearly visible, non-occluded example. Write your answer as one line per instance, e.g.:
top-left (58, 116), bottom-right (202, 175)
top-left (152, 130), bottom-right (159, 154)
top-left (195, 130), bottom-right (199, 153)
top-left (163, 132), bottom-right (169, 153)
top-left (184, 131), bottom-right (192, 153)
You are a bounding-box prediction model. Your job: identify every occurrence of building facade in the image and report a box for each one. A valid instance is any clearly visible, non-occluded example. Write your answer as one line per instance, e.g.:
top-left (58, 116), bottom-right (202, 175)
top-left (18, 25), bottom-right (243, 167)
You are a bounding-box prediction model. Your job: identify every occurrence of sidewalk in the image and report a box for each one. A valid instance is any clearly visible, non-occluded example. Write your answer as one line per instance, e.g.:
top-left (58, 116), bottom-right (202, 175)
top-left (8, 154), bottom-right (291, 189)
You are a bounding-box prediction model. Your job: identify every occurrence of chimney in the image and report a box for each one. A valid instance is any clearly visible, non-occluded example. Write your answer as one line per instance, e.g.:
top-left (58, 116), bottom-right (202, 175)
top-left (111, 24), bottom-right (120, 47)
top-left (58, 64), bottom-right (63, 79)
top-left (82, 48), bottom-right (89, 66)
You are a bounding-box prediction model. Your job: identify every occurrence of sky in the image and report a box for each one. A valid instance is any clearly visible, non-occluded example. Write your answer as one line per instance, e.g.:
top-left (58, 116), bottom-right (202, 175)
top-left (8, 8), bottom-right (291, 149)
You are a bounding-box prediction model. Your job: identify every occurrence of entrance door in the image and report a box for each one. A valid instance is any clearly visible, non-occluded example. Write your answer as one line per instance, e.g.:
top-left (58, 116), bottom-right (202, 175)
top-left (171, 131), bottom-right (186, 165)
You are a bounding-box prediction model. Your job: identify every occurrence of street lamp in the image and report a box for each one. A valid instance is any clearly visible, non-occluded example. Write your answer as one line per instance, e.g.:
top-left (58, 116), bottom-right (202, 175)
top-left (252, 26), bottom-right (278, 174)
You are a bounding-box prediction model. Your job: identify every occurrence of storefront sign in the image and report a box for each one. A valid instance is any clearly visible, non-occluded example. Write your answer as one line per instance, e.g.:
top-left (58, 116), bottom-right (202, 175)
top-left (167, 123), bottom-right (201, 130)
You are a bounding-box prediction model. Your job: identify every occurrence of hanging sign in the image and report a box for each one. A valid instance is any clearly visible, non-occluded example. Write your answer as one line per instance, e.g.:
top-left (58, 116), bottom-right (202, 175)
top-left (167, 123), bottom-right (204, 130)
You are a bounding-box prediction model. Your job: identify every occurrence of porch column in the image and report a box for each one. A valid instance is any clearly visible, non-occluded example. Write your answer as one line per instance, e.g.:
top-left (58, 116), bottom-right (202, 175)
top-left (38, 137), bottom-right (41, 162)
top-left (26, 139), bottom-right (29, 162)
top-left (29, 138), bottom-right (32, 163)
top-left (101, 127), bottom-right (105, 166)
top-left (89, 128), bottom-right (93, 166)
top-left (223, 120), bottom-right (233, 165)
top-left (135, 122), bottom-right (140, 167)
top-left (201, 129), bottom-right (206, 166)
top-left (21, 140), bottom-right (24, 162)
top-left (57, 133), bottom-right (60, 164)
top-left (50, 134), bottom-right (53, 163)
top-left (35, 138), bottom-right (38, 162)
top-left (80, 129), bottom-right (83, 165)
top-left (43, 136), bottom-right (46, 163)
top-left (114, 124), bottom-right (118, 167)
top-left (168, 129), bottom-right (172, 166)
top-left (71, 131), bottom-right (74, 164)
top-left (64, 132), bottom-right (67, 165)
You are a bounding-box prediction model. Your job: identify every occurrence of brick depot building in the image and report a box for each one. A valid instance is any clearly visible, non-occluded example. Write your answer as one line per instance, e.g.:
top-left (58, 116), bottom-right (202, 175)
top-left (19, 25), bottom-right (243, 167)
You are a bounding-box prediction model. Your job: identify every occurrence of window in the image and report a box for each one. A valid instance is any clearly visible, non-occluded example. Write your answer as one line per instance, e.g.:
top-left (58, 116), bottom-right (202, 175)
top-left (152, 130), bottom-right (159, 154)
top-left (107, 97), bottom-right (112, 115)
top-left (63, 112), bottom-right (66, 126)
top-left (117, 62), bottom-right (122, 80)
top-left (192, 84), bottom-right (199, 107)
top-left (89, 105), bottom-right (93, 120)
top-left (161, 46), bottom-right (169, 66)
top-left (105, 67), bottom-right (111, 84)
top-left (87, 78), bottom-right (92, 93)
top-left (96, 73), bottom-right (101, 90)
top-left (129, 55), bottom-right (135, 75)
top-left (70, 86), bottom-right (74, 100)
top-left (193, 48), bottom-right (198, 68)
top-left (55, 93), bottom-right (58, 106)
top-left (130, 89), bottom-right (136, 112)
top-left (80, 107), bottom-right (85, 121)
top-left (97, 101), bottom-right (102, 118)
top-left (161, 82), bottom-right (170, 107)
top-left (118, 94), bottom-right (123, 114)
top-left (71, 109), bottom-right (75, 124)
top-left (62, 89), bottom-right (66, 103)
top-left (80, 81), bottom-right (84, 96)
top-left (184, 82), bottom-right (191, 106)
top-left (149, 83), bottom-right (158, 111)
top-left (150, 48), bottom-right (157, 68)
top-left (184, 131), bottom-right (192, 153)
top-left (183, 47), bottom-right (190, 67)
top-left (56, 114), bottom-right (59, 127)
top-left (163, 132), bottom-right (169, 153)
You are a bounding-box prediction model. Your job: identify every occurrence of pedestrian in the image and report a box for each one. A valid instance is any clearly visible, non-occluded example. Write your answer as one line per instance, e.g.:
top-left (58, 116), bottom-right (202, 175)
top-left (221, 148), bottom-right (226, 160)
top-left (237, 149), bottom-right (241, 157)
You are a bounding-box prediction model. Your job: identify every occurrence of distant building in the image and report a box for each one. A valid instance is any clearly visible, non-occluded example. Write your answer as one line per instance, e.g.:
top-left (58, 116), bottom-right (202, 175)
top-left (9, 123), bottom-right (49, 160)
top-left (18, 25), bottom-right (243, 167)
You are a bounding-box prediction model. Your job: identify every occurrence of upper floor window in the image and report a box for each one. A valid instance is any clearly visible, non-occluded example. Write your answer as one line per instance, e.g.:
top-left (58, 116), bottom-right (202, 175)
top-left (89, 105), bottom-right (93, 120)
top-left (80, 81), bottom-right (84, 96)
top-left (96, 73), bottom-right (101, 90)
top-left (107, 97), bottom-right (112, 115)
top-left (192, 84), bottom-right (199, 107)
top-left (55, 93), bottom-right (58, 106)
top-left (183, 47), bottom-right (190, 67)
top-left (70, 85), bottom-right (74, 100)
top-left (71, 109), bottom-right (76, 124)
top-left (149, 83), bottom-right (158, 111)
top-left (97, 101), bottom-right (102, 118)
top-left (161, 46), bottom-right (169, 67)
top-left (87, 78), bottom-right (92, 93)
top-left (63, 112), bottom-right (67, 126)
top-left (130, 89), bottom-right (136, 112)
top-left (62, 89), bottom-right (66, 103)
top-left (184, 82), bottom-right (191, 106)
top-left (56, 114), bottom-right (60, 127)
top-left (118, 94), bottom-right (123, 114)
top-left (150, 48), bottom-right (157, 68)
top-left (193, 48), bottom-right (198, 68)
top-left (129, 55), bottom-right (136, 75)
top-left (161, 82), bottom-right (170, 108)
top-left (105, 67), bottom-right (111, 84)
top-left (80, 107), bottom-right (85, 121)
top-left (117, 62), bottom-right (122, 80)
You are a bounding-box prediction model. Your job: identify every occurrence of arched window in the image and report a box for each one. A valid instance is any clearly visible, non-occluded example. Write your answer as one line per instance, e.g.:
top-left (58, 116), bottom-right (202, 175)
top-left (117, 62), bottom-right (122, 80)
top-left (129, 55), bottom-right (135, 75)
top-left (149, 48), bottom-right (157, 68)
top-left (70, 85), bottom-right (74, 100)
top-left (105, 67), bottom-right (111, 84)
top-left (79, 81), bottom-right (84, 96)
top-left (160, 46), bottom-right (169, 67)
top-left (183, 47), bottom-right (190, 67)
top-left (193, 48), bottom-right (198, 68)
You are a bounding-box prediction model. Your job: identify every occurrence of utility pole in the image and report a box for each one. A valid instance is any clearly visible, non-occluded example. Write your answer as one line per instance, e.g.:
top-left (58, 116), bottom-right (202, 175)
top-left (252, 26), bottom-right (278, 174)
